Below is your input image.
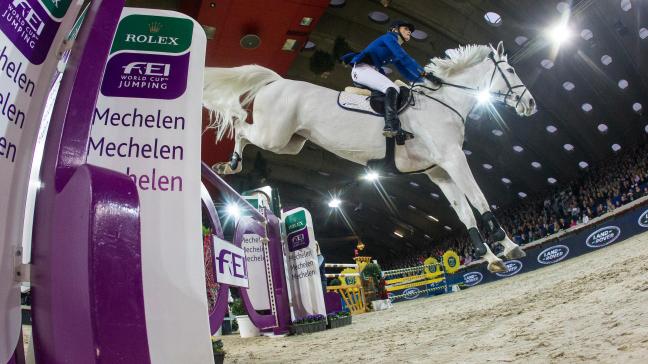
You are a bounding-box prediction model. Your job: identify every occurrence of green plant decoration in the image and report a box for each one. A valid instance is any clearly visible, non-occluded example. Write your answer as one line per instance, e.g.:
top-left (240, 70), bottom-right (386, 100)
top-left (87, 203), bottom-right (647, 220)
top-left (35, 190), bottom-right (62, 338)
top-left (230, 298), bottom-right (247, 316)
top-left (333, 36), bottom-right (354, 61)
top-left (309, 49), bottom-right (335, 75)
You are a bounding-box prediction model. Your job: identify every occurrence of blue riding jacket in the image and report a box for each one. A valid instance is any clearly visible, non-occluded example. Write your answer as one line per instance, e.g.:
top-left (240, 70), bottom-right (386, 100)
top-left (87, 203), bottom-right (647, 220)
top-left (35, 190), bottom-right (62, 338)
top-left (342, 32), bottom-right (425, 82)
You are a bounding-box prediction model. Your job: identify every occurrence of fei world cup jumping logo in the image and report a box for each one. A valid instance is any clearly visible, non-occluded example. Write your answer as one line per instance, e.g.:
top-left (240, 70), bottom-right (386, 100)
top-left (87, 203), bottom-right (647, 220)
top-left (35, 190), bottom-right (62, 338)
top-left (0, 0), bottom-right (67, 64)
top-left (101, 14), bottom-right (193, 99)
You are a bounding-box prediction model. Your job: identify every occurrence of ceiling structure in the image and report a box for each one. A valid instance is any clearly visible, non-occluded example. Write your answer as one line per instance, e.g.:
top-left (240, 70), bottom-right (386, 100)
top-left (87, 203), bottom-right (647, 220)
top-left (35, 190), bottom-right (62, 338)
top-left (127, 0), bottom-right (648, 263)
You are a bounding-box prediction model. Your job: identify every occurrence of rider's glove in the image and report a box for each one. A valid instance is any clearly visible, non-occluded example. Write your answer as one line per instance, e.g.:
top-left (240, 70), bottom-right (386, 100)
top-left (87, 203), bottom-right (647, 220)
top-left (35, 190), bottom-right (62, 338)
top-left (425, 72), bottom-right (442, 85)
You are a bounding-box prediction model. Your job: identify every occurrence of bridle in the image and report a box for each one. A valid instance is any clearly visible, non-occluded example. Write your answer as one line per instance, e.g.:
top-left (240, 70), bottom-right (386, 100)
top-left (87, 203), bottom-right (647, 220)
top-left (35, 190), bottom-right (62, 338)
top-left (412, 51), bottom-right (529, 113)
top-left (389, 52), bottom-right (529, 174)
top-left (486, 52), bottom-right (528, 109)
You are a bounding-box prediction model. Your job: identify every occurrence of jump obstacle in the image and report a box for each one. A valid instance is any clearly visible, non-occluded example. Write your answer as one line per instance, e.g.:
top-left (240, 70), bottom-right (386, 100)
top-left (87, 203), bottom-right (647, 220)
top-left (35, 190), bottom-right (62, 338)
top-left (324, 257), bottom-right (373, 315)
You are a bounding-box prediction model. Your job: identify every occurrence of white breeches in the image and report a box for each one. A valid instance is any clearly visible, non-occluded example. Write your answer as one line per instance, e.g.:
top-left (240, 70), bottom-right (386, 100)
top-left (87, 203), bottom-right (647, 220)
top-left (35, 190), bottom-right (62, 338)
top-left (351, 63), bottom-right (398, 94)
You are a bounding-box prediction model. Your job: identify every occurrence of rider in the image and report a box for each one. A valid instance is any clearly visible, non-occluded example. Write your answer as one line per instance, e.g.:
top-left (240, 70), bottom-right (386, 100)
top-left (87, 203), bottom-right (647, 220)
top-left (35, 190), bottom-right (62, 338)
top-left (342, 20), bottom-right (431, 143)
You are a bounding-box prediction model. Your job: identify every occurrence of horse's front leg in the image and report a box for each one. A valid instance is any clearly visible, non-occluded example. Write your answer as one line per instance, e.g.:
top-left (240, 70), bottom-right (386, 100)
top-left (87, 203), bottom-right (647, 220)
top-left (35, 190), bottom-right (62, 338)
top-left (212, 126), bottom-right (248, 175)
top-left (426, 167), bottom-right (506, 273)
top-left (438, 148), bottom-right (525, 260)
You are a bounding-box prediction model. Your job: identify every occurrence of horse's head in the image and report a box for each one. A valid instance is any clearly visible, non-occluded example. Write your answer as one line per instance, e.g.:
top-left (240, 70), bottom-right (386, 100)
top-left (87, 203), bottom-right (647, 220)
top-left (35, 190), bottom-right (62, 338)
top-left (485, 41), bottom-right (537, 116)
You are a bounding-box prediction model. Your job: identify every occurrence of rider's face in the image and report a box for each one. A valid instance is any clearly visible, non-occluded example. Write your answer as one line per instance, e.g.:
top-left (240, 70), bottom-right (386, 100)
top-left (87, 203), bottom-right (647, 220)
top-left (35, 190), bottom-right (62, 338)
top-left (398, 26), bottom-right (412, 41)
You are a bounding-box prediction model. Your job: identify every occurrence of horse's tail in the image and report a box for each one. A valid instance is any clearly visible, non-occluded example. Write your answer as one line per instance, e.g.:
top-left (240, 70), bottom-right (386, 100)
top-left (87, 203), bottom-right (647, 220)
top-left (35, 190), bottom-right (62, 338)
top-left (203, 65), bottom-right (282, 142)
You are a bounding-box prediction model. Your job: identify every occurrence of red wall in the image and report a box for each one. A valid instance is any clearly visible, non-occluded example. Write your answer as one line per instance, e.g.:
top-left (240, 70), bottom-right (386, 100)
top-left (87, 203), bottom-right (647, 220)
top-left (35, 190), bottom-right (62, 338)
top-left (195, 0), bottom-right (330, 165)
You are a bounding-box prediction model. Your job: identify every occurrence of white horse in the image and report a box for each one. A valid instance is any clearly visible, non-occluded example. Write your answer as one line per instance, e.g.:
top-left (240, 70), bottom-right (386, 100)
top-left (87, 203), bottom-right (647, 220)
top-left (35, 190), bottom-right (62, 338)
top-left (203, 42), bottom-right (537, 273)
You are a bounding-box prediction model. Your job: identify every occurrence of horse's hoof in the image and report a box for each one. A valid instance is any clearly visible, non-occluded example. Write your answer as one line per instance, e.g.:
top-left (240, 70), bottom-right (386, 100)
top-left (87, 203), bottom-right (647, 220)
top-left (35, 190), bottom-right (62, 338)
top-left (504, 246), bottom-right (526, 260)
top-left (487, 260), bottom-right (507, 273)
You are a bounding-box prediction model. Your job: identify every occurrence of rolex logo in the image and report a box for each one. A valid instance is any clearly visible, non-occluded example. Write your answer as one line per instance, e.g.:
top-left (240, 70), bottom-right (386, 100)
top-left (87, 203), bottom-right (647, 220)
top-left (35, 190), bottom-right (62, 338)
top-left (149, 22), bottom-right (163, 33)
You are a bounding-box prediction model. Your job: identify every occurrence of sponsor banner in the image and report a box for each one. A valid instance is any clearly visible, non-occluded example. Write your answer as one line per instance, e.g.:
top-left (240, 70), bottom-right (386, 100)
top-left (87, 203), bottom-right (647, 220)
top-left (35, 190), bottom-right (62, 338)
top-left (241, 233), bottom-right (270, 310)
top-left (458, 201), bottom-right (648, 288)
top-left (495, 259), bottom-right (523, 278)
top-left (463, 271), bottom-right (483, 287)
top-left (240, 190), bottom-right (273, 310)
top-left (388, 280), bottom-right (447, 303)
top-left (0, 0), bottom-right (81, 360)
top-left (281, 207), bottom-right (326, 319)
top-left (637, 208), bottom-right (648, 228)
top-left (285, 209), bottom-right (310, 252)
top-left (213, 235), bottom-right (248, 288)
top-left (85, 8), bottom-right (210, 364)
top-left (585, 226), bottom-right (621, 248)
top-left (537, 245), bottom-right (569, 265)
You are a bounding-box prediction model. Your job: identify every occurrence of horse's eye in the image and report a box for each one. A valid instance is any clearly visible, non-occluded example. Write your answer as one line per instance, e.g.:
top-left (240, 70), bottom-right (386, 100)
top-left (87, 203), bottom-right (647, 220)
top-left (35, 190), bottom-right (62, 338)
top-left (507, 68), bottom-right (515, 74)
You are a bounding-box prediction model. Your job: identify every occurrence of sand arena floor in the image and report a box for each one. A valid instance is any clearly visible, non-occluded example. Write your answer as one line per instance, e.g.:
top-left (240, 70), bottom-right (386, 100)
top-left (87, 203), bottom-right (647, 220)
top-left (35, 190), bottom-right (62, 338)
top-left (222, 231), bottom-right (648, 363)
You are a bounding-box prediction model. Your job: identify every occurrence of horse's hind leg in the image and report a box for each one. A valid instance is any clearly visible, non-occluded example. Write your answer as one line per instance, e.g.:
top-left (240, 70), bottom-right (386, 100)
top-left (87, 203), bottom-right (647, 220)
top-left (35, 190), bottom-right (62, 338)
top-left (439, 148), bottom-right (525, 260)
top-left (426, 167), bottom-right (506, 273)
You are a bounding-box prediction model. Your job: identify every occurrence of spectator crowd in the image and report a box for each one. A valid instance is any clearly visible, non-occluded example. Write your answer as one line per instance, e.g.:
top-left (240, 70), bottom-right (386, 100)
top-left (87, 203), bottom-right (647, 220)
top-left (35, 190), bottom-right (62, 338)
top-left (381, 143), bottom-right (648, 270)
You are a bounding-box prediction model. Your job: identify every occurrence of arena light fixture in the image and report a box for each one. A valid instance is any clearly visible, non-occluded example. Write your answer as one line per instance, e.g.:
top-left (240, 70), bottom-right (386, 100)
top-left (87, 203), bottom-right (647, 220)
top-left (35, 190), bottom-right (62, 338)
top-left (427, 215), bottom-right (439, 222)
top-left (225, 203), bottom-right (241, 218)
top-left (618, 79), bottom-right (628, 89)
top-left (393, 230), bottom-right (404, 238)
top-left (546, 22), bottom-right (572, 46)
top-left (328, 198), bottom-right (342, 208)
top-left (363, 171), bottom-right (379, 181)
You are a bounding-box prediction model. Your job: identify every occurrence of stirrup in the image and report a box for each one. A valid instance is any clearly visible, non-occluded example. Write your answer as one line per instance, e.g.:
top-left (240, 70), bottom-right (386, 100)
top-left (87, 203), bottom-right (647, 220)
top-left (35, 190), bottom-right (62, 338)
top-left (382, 127), bottom-right (398, 138)
top-left (395, 129), bottom-right (414, 145)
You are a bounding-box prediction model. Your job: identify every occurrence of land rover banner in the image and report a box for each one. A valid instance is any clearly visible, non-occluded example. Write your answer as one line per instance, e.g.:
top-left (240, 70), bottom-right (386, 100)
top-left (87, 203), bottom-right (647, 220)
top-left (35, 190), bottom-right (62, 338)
top-left (0, 0), bottom-right (81, 361)
top-left (282, 207), bottom-right (326, 319)
top-left (86, 8), bottom-right (210, 363)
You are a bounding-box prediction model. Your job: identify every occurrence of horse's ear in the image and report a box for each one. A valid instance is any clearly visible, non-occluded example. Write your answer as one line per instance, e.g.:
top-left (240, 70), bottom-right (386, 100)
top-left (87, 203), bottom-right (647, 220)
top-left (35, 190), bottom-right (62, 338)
top-left (496, 41), bottom-right (505, 57)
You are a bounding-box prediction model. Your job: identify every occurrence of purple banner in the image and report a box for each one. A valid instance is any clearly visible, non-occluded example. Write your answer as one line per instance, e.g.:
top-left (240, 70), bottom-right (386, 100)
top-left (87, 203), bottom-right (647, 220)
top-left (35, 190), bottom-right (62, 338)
top-left (0, 0), bottom-right (60, 65)
top-left (100, 52), bottom-right (189, 99)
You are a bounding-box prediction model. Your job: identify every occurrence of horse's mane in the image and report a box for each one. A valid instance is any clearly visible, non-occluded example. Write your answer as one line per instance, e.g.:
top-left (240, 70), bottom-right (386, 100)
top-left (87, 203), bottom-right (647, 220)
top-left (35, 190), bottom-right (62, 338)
top-left (424, 44), bottom-right (493, 78)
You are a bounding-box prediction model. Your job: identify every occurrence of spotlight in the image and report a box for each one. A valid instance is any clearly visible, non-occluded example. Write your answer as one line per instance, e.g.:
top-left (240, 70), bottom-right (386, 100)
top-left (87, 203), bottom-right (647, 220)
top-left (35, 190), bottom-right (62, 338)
top-left (546, 22), bottom-right (572, 45)
top-left (328, 198), bottom-right (342, 208)
top-left (225, 203), bottom-right (241, 218)
top-left (477, 90), bottom-right (491, 104)
top-left (364, 171), bottom-right (379, 181)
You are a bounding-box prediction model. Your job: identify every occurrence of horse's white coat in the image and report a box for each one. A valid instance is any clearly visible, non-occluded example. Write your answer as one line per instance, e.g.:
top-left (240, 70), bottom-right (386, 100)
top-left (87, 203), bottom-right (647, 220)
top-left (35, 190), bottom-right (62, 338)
top-left (203, 42), bottom-right (537, 271)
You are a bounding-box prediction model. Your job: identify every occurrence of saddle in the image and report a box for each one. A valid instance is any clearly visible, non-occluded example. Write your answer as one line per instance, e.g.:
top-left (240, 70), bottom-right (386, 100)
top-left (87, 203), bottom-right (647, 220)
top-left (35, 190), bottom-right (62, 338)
top-left (337, 81), bottom-right (412, 116)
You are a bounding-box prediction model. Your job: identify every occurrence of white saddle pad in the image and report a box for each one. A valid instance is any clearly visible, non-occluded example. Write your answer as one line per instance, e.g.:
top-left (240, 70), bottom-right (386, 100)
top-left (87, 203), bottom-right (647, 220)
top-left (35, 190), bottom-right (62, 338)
top-left (337, 91), bottom-right (378, 116)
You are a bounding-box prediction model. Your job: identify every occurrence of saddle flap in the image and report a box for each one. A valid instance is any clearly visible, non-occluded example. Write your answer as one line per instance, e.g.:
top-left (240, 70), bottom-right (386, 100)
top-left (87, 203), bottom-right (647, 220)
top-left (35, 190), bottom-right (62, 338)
top-left (337, 86), bottom-right (412, 117)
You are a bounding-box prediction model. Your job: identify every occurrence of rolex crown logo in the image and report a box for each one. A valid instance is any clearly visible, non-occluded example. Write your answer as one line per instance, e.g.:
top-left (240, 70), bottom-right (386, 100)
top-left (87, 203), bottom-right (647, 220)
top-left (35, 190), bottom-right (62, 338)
top-left (149, 22), bottom-right (163, 33)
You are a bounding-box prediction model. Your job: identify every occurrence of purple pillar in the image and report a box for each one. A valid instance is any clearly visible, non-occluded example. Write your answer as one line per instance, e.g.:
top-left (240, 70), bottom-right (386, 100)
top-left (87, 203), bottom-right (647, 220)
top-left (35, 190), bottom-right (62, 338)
top-left (233, 213), bottom-right (291, 335)
top-left (31, 1), bottom-right (150, 363)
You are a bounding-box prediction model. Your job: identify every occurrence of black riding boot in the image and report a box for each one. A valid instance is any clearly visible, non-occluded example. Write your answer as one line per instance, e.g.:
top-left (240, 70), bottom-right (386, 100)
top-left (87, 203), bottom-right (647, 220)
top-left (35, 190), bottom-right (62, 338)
top-left (382, 87), bottom-right (399, 138)
top-left (383, 88), bottom-right (414, 144)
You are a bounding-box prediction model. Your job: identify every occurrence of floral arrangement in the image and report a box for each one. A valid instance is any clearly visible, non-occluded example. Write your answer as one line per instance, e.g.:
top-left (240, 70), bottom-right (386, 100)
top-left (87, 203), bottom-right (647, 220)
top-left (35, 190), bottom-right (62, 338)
top-left (378, 278), bottom-right (388, 300)
top-left (211, 336), bottom-right (224, 354)
top-left (292, 314), bottom-right (325, 325)
top-left (326, 310), bottom-right (350, 320)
